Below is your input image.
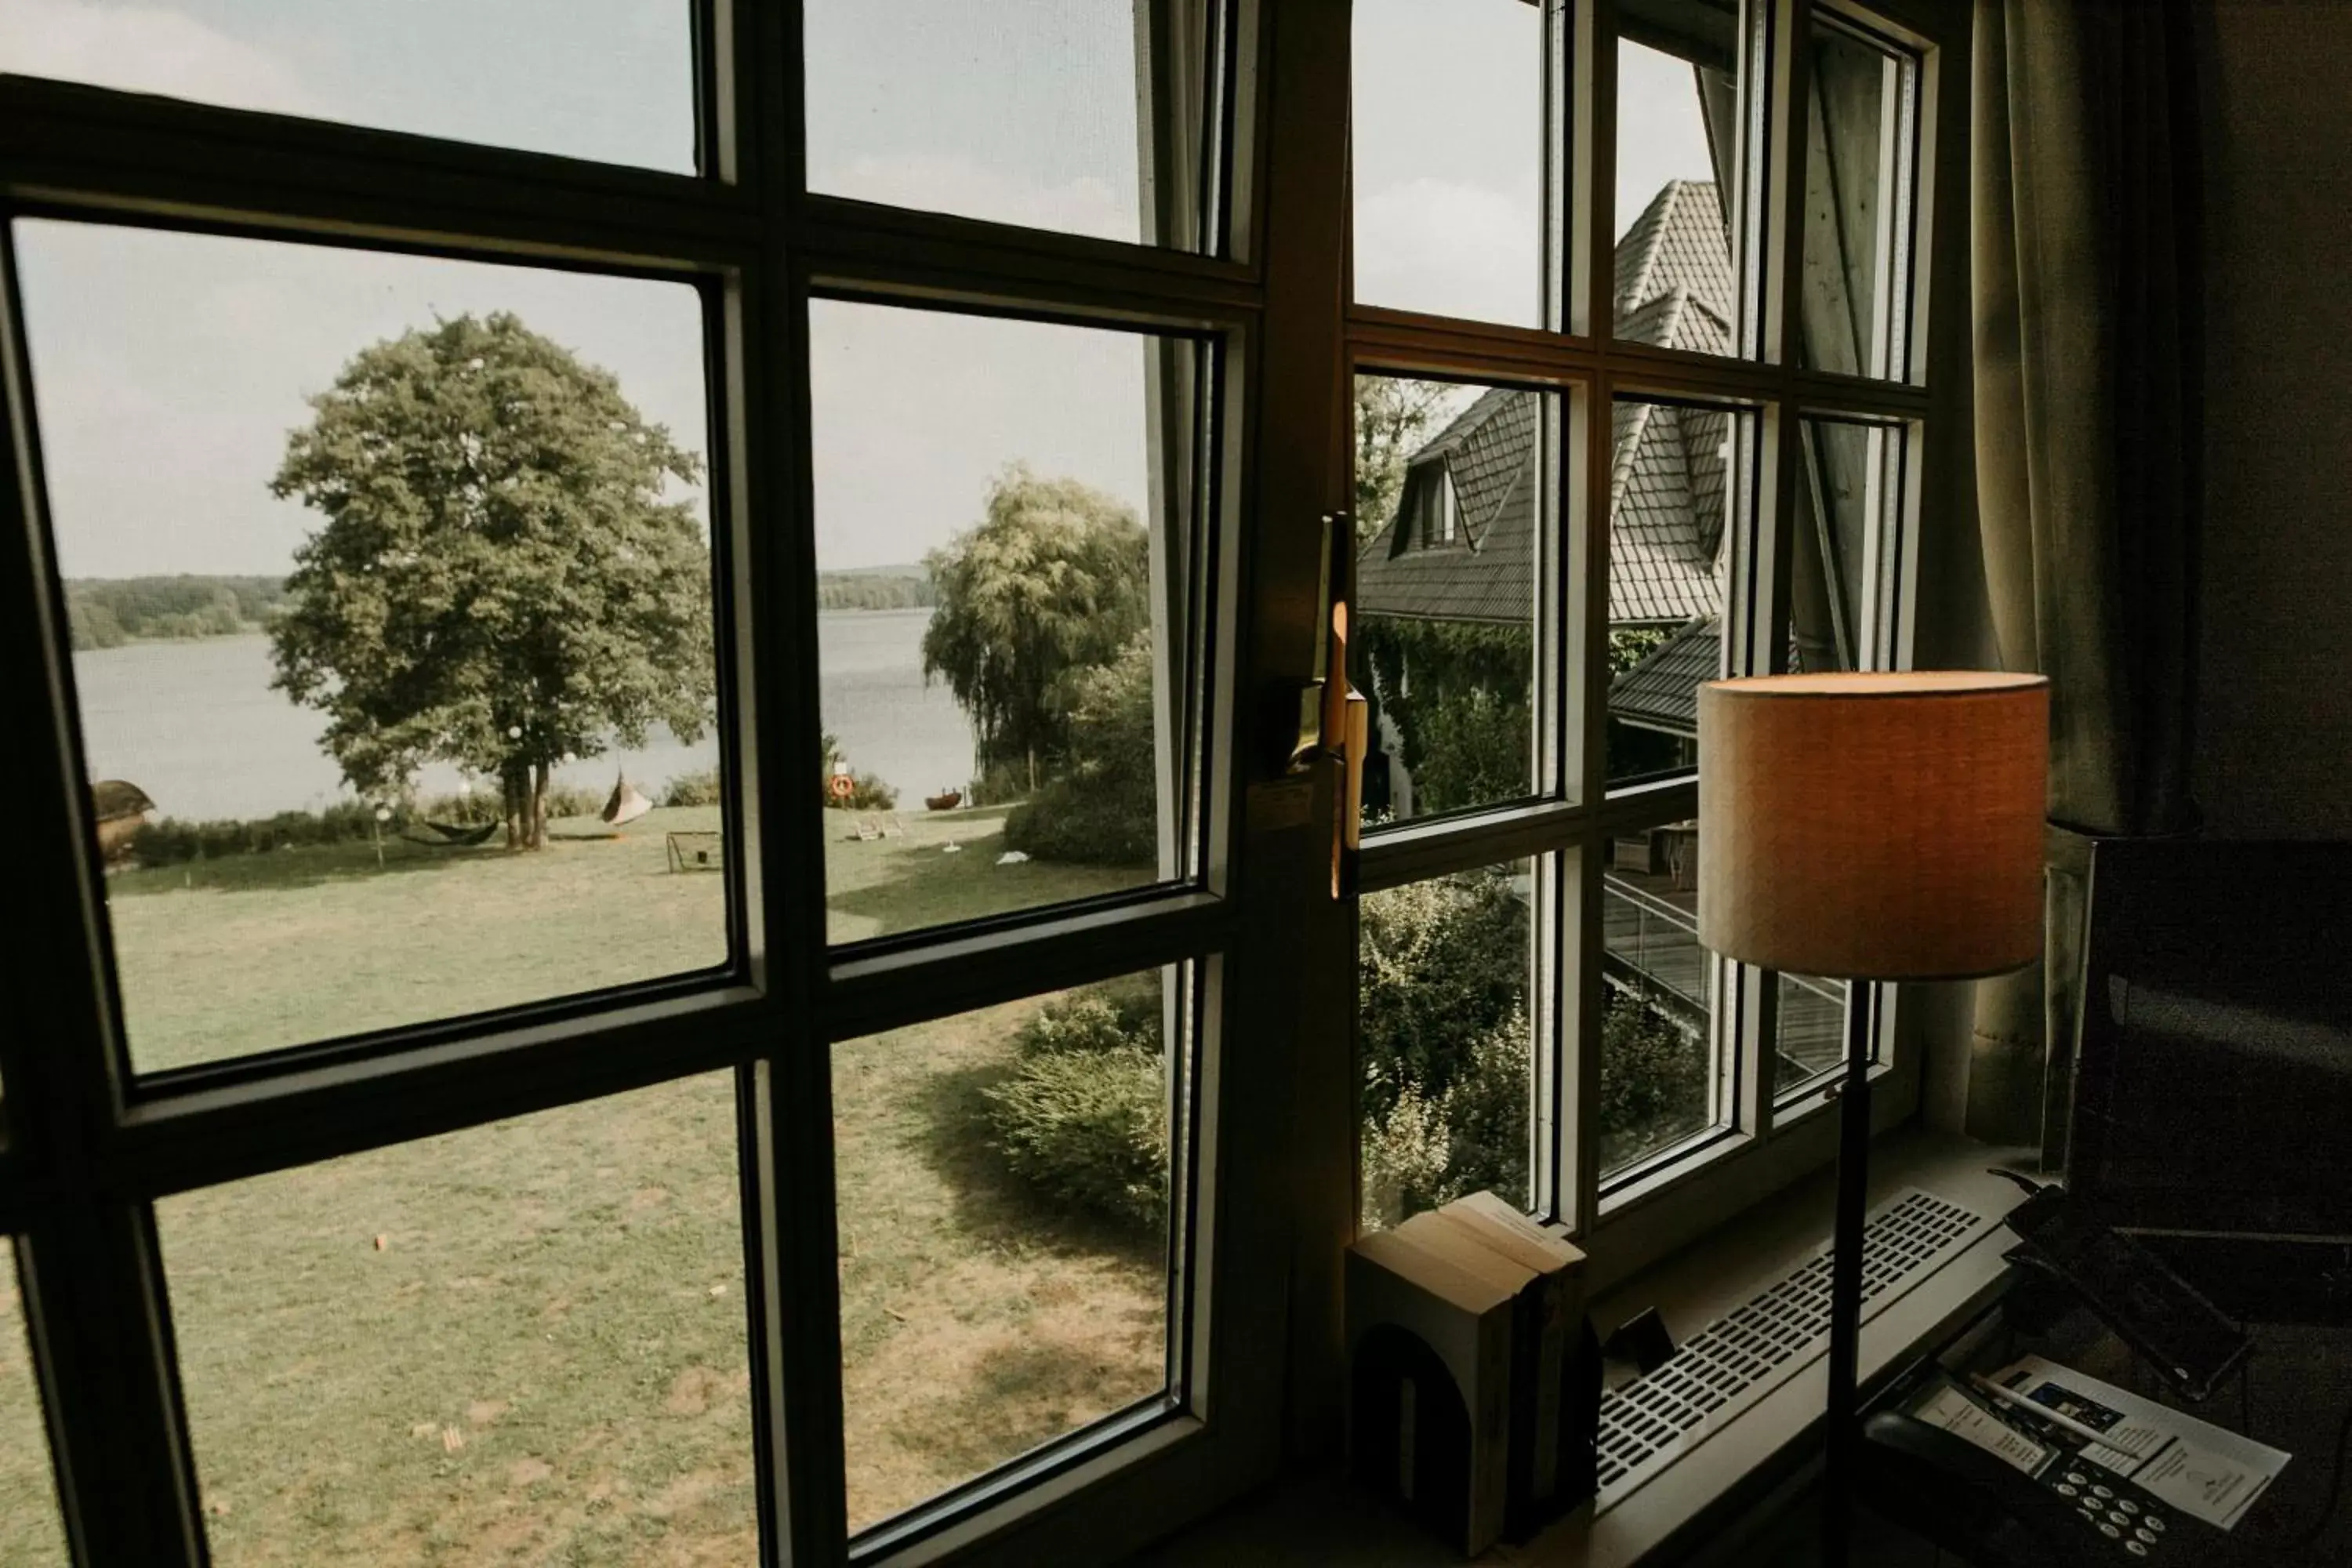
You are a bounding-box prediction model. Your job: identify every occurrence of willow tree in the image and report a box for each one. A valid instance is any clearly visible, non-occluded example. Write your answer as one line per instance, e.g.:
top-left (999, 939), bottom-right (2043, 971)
top-left (270, 312), bottom-right (714, 848)
top-left (920, 466), bottom-right (1150, 794)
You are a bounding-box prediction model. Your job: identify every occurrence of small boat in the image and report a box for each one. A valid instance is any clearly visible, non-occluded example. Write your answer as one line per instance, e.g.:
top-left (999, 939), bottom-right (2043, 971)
top-left (924, 789), bottom-right (962, 811)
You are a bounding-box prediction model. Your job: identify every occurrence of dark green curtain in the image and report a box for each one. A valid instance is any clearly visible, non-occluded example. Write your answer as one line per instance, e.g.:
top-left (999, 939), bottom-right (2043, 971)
top-left (1966, 0), bottom-right (2203, 1159)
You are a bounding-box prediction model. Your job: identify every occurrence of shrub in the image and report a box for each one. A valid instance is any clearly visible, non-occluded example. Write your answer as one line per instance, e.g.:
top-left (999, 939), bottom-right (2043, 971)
top-left (131, 801), bottom-right (387, 866)
top-left (983, 1045), bottom-right (1167, 1232)
top-left (1003, 636), bottom-right (1156, 866)
top-left (1596, 988), bottom-right (1710, 1166)
top-left (985, 977), bottom-right (1170, 1232)
top-left (661, 768), bottom-right (724, 808)
top-left (818, 735), bottom-right (898, 811)
top-left (1356, 869), bottom-right (1533, 1229)
top-left (1013, 979), bottom-right (1161, 1060)
top-left (1360, 1083), bottom-right (1450, 1232)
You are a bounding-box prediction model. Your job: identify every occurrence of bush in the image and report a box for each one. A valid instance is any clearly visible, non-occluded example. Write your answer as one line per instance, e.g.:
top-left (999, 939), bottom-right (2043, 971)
top-left (1356, 869), bottom-right (1532, 1229)
top-left (1003, 636), bottom-right (1156, 866)
top-left (818, 735), bottom-right (898, 811)
top-left (132, 801), bottom-right (385, 866)
top-left (661, 769), bottom-right (724, 808)
top-left (985, 978), bottom-right (1169, 1232)
top-left (1596, 988), bottom-right (1710, 1167)
top-left (984, 1045), bottom-right (1167, 1232)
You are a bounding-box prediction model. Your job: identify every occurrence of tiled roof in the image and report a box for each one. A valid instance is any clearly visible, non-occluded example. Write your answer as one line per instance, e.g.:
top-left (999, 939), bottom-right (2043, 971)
top-left (1359, 181), bottom-right (1733, 629)
top-left (1355, 388), bottom-right (1538, 624)
top-left (1615, 180), bottom-right (1734, 328)
top-left (1608, 616), bottom-right (1723, 737)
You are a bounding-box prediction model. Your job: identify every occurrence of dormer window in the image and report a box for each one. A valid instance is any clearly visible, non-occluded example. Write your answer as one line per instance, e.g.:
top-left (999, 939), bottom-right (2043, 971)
top-left (1421, 467), bottom-right (1461, 549)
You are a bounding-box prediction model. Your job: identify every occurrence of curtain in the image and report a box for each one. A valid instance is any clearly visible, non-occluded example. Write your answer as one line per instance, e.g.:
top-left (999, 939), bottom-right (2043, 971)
top-left (1966, 0), bottom-right (2204, 1159)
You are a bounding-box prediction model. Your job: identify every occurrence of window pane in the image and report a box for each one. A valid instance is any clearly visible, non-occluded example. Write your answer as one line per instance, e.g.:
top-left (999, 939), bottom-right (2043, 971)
top-left (1596, 893), bottom-right (1719, 1177)
top-left (1800, 20), bottom-right (1918, 379)
top-left (158, 1074), bottom-right (751, 1563)
top-left (1353, 379), bottom-right (1545, 826)
top-left (805, 1), bottom-right (1221, 250)
top-left (1614, 7), bottom-right (1744, 358)
top-left (809, 300), bottom-right (1200, 946)
top-left (834, 968), bottom-right (1189, 1532)
top-left (1774, 415), bottom-right (1900, 1093)
top-left (17, 222), bottom-right (731, 1075)
top-left (0, 1), bottom-right (695, 172)
top-left (1606, 399), bottom-right (1744, 787)
top-left (1, 1253), bottom-right (68, 1567)
top-left (1359, 860), bottom-right (1537, 1232)
top-left (1353, 0), bottom-right (1544, 326)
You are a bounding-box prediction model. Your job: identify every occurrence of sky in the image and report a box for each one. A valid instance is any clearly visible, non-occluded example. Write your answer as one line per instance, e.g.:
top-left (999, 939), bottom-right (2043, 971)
top-left (2, 0), bottom-right (1722, 578)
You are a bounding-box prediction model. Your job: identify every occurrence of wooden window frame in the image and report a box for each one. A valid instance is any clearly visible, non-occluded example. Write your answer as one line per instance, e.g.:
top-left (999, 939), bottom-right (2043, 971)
top-left (1347, 0), bottom-right (1965, 1295)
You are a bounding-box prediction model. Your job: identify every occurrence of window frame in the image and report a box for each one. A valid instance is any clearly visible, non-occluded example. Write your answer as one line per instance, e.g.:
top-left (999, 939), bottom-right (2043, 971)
top-left (0, 3), bottom-right (1302, 1566)
top-left (1347, 0), bottom-right (1955, 1291)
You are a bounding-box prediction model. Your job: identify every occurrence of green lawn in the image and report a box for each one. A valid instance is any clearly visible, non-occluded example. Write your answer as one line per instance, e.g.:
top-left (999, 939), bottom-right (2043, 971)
top-left (0, 805), bottom-right (1167, 1564)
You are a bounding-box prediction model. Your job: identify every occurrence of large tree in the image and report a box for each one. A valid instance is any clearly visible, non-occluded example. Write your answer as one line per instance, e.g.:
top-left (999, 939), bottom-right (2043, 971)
top-left (921, 466), bottom-right (1149, 794)
top-left (270, 312), bottom-right (714, 848)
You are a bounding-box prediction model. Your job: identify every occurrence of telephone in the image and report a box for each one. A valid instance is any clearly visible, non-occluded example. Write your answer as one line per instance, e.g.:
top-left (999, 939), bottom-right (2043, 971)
top-left (1858, 1369), bottom-right (2238, 1566)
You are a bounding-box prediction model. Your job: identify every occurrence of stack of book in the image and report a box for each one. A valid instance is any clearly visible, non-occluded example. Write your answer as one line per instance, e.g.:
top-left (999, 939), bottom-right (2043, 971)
top-left (1346, 1192), bottom-right (1600, 1555)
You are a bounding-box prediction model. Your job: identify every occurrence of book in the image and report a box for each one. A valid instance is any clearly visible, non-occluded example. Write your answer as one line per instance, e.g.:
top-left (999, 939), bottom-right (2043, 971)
top-left (1347, 1227), bottom-right (1520, 1555)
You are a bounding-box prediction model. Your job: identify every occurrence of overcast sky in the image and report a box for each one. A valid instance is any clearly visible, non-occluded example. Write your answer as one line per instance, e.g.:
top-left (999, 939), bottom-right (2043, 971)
top-left (2, 0), bottom-right (1720, 578)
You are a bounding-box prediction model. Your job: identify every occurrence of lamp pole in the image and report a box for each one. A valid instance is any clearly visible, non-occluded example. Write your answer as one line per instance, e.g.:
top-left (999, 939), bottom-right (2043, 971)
top-left (1820, 982), bottom-right (1876, 1565)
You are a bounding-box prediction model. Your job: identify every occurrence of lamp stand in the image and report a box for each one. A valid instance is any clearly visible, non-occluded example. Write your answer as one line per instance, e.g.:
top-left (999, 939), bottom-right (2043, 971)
top-left (1820, 981), bottom-right (1876, 1566)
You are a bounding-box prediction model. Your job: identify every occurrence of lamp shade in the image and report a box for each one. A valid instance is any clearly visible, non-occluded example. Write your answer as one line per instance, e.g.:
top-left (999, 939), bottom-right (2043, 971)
top-left (1697, 672), bottom-right (2049, 982)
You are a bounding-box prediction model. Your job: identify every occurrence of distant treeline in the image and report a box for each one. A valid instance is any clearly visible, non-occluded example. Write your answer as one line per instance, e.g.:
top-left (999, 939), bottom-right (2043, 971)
top-left (815, 567), bottom-right (935, 612)
top-left (65, 575), bottom-right (289, 650)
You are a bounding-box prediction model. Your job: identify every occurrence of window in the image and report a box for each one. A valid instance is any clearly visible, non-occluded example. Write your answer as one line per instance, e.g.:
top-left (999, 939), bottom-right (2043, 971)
top-left (1, 1251), bottom-right (67, 1566)
top-left (1352, 376), bottom-right (1549, 826)
top-left (1351, 0), bottom-right (1933, 1247)
top-left (158, 1076), bottom-right (754, 1564)
top-left (833, 966), bottom-right (1197, 1531)
top-left (2, 8), bottom-right (1250, 1565)
top-left (16, 222), bottom-right (730, 1077)
top-left (2, 2), bottom-right (1955, 1560)
top-left (0, 1), bottom-right (697, 172)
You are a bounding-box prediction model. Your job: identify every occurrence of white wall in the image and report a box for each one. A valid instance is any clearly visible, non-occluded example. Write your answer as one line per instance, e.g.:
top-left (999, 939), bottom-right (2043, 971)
top-left (2195, 0), bottom-right (2352, 838)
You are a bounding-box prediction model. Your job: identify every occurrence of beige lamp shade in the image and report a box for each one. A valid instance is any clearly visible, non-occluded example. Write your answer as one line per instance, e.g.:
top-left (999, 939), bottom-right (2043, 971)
top-left (1696, 672), bottom-right (2050, 982)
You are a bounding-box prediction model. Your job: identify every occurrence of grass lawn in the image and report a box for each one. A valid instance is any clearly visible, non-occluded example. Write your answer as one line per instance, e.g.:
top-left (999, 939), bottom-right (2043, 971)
top-left (22, 803), bottom-right (1168, 1564)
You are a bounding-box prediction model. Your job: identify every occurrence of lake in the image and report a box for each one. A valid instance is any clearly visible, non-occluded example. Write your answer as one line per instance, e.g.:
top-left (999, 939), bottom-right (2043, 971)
top-left (69, 609), bottom-right (973, 821)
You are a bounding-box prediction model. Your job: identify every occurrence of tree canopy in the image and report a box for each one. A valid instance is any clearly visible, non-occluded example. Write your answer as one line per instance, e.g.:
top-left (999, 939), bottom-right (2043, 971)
top-left (920, 466), bottom-right (1150, 793)
top-left (1353, 377), bottom-right (1459, 543)
top-left (269, 311), bottom-right (714, 848)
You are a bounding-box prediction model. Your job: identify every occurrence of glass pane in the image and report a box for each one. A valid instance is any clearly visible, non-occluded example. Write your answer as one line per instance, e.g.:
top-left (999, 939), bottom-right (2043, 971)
top-left (1359, 860), bottom-right (1536, 1232)
top-left (1613, 9), bottom-right (1744, 358)
top-left (17, 222), bottom-right (730, 1075)
top-left (1352, 378), bottom-right (1545, 827)
top-left (158, 1074), bottom-right (752, 1564)
top-left (1596, 966), bottom-right (1717, 1177)
top-left (0, 1), bottom-right (695, 172)
top-left (1352, 0), bottom-right (1544, 326)
top-left (1773, 415), bottom-right (1900, 1093)
top-left (805, 0), bottom-right (1221, 250)
top-left (834, 967), bottom-right (1187, 1531)
top-left (809, 300), bottom-right (1199, 946)
top-left (1775, 971), bottom-right (1850, 1090)
top-left (1800, 20), bottom-right (1917, 379)
top-left (2, 1252), bottom-right (69, 1567)
top-left (1606, 399), bottom-right (1744, 787)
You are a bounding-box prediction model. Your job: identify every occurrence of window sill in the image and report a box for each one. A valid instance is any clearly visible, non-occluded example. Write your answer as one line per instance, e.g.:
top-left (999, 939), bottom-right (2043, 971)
top-left (1129, 1127), bottom-right (2035, 1568)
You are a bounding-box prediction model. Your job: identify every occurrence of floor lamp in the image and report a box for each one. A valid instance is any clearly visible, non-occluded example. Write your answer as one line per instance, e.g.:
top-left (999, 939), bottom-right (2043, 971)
top-left (1696, 671), bottom-right (2049, 1564)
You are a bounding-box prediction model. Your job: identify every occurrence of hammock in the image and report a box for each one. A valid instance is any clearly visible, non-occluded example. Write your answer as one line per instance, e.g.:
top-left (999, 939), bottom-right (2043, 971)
top-left (402, 819), bottom-right (500, 848)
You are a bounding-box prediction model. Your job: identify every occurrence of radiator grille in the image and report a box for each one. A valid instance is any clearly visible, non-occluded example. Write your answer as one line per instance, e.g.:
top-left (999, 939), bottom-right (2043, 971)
top-left (1595, 1188), bottom-right (1989, 1502)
